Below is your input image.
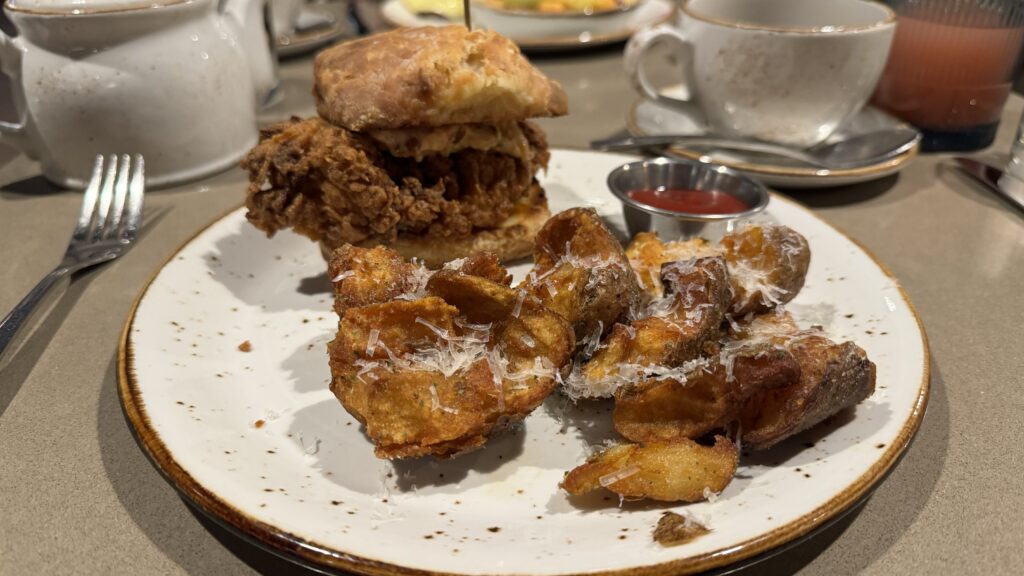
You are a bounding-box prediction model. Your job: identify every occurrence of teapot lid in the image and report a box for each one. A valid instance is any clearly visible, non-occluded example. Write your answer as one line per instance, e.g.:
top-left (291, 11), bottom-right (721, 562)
top-left (5, 0), bottom-right (195, 14)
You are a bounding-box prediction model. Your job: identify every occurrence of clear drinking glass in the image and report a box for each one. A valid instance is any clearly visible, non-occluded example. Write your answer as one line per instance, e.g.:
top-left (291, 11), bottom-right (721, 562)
top-left (1005, 109), bottom-right (1024, 180)
top-left (872, 0), bottom-right (1024, 152)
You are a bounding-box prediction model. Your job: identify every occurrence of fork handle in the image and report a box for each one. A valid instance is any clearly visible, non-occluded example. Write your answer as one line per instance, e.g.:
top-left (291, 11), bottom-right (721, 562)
top-left (0, 266), bottom-right (71, 370)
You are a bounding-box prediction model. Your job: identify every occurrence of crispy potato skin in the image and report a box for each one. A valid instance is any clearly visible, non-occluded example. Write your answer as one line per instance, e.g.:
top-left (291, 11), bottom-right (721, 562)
top-left (364, 362), bottom-right (502, 458)
top-left (561, 436), bottom-right (739, 502)
top-left (328, 252), bottom-right (574, 459)
top-left (721, 225), bottom-right (810, 316)
top-left (613, 351), bottom-right (799, 443)
top-left (523, 208), bottom-right (642, 345)
top-left (741, 335), bottom-right (875, 450)
top-left (329, 297), bottom-right (457, 425)
top-left (581, 257), bottom-right (731, 390)
top-left (653, 512), bottom-right (710, 546)
top-left (455, 251), bottom-right (513, 286)
top-left (427, 270), bottom-right (575, 415)
top-left (328, 244), bottom-right (426, 316)
top-left (625, 225), bottom-right (810, 315)
top-left (625, 233), bottom-right (717, 299)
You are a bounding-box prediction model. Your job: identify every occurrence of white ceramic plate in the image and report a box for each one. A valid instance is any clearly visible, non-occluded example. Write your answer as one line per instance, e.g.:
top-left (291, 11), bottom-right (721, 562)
top-left (379, 0), bottom-right (674, 52)
top-left (628, 88), bottom-right (921, 189)
top-left (120, 149), bottom-right (929, 575)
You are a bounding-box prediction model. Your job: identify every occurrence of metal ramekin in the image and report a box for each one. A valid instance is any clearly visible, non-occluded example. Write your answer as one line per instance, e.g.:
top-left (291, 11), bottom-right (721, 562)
top-left (607, 156), bottom-right (770, 239)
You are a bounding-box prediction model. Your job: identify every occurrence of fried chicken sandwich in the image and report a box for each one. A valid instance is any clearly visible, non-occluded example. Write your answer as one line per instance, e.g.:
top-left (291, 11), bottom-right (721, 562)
top-left (242, 26), bottom-right (568, 266)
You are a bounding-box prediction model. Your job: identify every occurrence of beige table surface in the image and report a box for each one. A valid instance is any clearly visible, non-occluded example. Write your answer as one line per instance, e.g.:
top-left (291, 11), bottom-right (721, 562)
top-left (2, 39), bottom-right (1024, 576)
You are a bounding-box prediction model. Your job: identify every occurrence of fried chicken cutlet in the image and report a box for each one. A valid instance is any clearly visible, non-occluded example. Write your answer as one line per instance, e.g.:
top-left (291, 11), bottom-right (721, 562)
top-left (242, 26), bottom-right (568, 266)
top-left (244, 117), bottom-right (550, 255)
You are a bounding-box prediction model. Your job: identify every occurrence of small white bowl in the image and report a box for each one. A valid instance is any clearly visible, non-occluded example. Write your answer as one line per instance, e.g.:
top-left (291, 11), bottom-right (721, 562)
top-left (472, 0), bottom-right (644, 40)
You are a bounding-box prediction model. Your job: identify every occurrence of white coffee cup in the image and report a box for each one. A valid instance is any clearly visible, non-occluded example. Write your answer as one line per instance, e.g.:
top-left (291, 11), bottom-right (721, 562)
top-left (625, 0), bottom-right (896, 148)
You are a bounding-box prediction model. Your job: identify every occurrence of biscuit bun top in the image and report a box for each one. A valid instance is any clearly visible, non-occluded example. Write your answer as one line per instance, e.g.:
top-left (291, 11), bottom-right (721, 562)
top-left (313, 26), bottom-right (568, 131)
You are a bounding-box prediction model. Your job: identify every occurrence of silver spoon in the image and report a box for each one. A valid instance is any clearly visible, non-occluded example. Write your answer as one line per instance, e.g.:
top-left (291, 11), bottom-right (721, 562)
top-left (591, 128), bottom-right (921, 170)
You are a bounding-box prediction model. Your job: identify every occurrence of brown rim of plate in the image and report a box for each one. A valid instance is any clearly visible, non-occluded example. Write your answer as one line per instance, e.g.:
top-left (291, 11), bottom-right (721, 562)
top-left (118, 184), bottom-right (931, 576)
top-left (626, 100), bottom-right (920, 179)
top-left (380, 0), bottom-right (673, 50)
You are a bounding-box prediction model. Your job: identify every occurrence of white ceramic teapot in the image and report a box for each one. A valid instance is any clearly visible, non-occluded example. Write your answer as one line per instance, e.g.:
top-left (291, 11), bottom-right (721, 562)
top-left (0, 0), bottom-right (273, 188)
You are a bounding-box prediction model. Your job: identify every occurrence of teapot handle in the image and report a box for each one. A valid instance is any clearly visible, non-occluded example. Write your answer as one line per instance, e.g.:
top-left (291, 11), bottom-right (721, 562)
top-left (0, 32), bottom-right (36, 157)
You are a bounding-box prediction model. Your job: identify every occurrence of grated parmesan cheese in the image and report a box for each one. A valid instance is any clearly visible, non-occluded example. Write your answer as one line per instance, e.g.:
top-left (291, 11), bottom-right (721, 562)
top-left (331, 270), bottom-right (355, 283)
top-left (442, 257), bottom-right (468, 270)
top-left (599, 465), bottom-right (640, 487)
top-left (365, 328), bottom-right (380, 357)
top-left (511, 291), bottom-right (526, 318)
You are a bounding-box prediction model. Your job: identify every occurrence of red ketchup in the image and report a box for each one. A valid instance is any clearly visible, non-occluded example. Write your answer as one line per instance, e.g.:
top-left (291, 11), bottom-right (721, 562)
top-left (627, 188), bottom-right (749, 215)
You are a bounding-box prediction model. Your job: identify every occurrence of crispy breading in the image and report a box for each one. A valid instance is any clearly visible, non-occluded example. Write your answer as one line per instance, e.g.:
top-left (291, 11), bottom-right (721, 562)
top-left (242, 117), bottom-right (550, 252)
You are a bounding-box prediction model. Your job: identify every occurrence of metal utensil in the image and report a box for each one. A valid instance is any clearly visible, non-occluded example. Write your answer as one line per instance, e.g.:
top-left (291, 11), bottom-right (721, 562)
top-left (953, 157), bottom-right (1024, 214)
top-left (0, 154), bottom-right (145, 368)
top-left (591, 128), bottom-right (921, 170)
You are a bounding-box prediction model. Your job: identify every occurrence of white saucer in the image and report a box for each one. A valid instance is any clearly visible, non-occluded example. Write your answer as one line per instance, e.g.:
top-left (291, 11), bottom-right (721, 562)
top-left (276, 4), bottom-right (353, 58)
top-left (380, 0), bottom-right (674, 52)
top-left (628, 88), bottom-right (920, 189)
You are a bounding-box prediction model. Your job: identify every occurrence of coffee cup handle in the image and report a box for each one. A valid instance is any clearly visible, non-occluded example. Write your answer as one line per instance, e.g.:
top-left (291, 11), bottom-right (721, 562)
top-left (0, 32), bottom-right (37, 158)
top-left (624, 24), bottom-right (703, 116)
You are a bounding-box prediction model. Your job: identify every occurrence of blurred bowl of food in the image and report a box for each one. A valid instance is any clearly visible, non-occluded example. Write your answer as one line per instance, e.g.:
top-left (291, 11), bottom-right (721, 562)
top-left (472, 0), bottom-right (645, 40)
top-left (400, 0), bottom-right (465, 20)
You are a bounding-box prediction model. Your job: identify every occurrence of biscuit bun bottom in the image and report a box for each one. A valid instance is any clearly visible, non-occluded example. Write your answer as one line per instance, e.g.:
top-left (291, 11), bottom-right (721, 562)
top-left (320, 191), bottom-right (550, 268)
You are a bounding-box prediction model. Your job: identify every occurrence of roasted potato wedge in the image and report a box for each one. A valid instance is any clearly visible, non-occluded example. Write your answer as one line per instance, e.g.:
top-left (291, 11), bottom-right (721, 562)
top-left (329, 297), bottom-right (458, 424)
top-left (363, 361), bottom-right (503, 458)
top-left (624, 225), bottom-right (810, 315)
top-left (450, 251), bottom-right (513, 286)
top-left (523, 208), bottom-right (642, 346)
top-left (561, 436), bottom-right (739, 502)
top-left (428, 269), bottom-right (576, 414)
top-left (329, 267), bottom-right (574, 459)
top-left (626, 233), bottom-right (717, 299)
top-left (613, 349), bottom-right (799, 443)
top-left (328, 244), bottom-right (431, 316)
top-left (740, 334), bottom-right (875, 450)
top-left (721, 225), bottom-right (810, 316)
top-left (575, 257), bottom-right (731, 397)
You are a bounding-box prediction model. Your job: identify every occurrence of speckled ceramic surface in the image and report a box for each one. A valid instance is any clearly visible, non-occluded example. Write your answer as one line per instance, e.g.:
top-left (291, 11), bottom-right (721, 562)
top-left (119, 149), bottom-right (928, 575)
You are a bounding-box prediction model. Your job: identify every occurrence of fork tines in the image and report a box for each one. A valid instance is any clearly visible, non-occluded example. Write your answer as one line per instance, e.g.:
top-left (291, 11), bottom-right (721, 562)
top-left (74, 154), bottom-right (146, 245)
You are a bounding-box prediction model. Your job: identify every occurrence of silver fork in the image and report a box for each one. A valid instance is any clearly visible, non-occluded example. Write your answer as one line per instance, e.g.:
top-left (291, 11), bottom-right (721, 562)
top-left (0, 154), bottom-right (145, 367)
